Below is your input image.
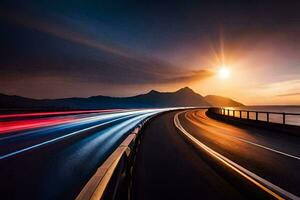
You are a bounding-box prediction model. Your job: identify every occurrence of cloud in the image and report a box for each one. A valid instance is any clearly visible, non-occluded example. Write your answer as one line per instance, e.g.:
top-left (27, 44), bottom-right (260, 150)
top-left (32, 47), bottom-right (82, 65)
top-left (256, 79), bottom-right (300, 98)
top-left (0, 10), bottom-right (132, 58)
top-left (161, 70), bottom-right (214, 83)
top-left (0, 10), bottom-right (213, 87)
top-left (276, 92), bottom-right (300, 97)
top-left (0, 54), bottom-right (214, 85)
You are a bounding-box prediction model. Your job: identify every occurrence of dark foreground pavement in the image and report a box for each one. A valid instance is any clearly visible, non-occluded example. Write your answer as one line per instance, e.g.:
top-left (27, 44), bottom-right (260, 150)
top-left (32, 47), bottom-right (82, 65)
top-left (131, 111), bottom-right (276, 200)
top-left (0, 110), bottom-right (161, 200)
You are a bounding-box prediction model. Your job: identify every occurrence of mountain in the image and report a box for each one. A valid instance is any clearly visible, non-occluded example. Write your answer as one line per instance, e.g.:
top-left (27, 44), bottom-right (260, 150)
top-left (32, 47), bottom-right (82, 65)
top-left (0, 93), bottom-right (49, 109)
top-left (204, 95), bottom-right (244, 107)
top-left (0, 87), bottom-right (210, 110)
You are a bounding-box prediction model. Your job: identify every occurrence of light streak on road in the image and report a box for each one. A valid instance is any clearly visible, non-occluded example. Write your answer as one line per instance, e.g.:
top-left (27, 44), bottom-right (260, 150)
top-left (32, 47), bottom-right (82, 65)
top-left (174, 109), bottom-right (300, 200)
top-left (0, 107), bottom-right (178, 200)
top-left (0, 109), bottom-right (119, 119)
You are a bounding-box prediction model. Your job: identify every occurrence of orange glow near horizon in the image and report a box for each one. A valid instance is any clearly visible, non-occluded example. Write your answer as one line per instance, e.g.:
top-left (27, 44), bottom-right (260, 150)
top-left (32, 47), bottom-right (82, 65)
top-left (183, 36), bottom-right (300, 106)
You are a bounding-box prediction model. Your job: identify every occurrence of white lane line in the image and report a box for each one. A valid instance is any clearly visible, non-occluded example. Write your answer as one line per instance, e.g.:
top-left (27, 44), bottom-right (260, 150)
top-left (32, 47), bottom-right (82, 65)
top-left (0, 114), bottom-right (139, 160)
top-left (0, 110), bottom-right (150, 141)
top-left (0, 109), bottom-right (174, 160)
top-left (0, 109), bottom-right (167, 160)
top-left (186, 111), bottom-right (300, 161)
top-left (174, 111), bottom-right (300, 200)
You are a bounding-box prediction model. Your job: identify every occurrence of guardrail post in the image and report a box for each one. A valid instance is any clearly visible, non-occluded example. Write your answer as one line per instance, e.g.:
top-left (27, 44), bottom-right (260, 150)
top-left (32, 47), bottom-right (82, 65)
top-left (212, 108), bottom-right (297, 126)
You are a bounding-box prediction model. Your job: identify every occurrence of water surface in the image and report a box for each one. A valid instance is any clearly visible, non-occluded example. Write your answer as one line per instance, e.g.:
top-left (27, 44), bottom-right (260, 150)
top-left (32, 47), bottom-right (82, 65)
top-left (224, 106), bottom-right (300, 126)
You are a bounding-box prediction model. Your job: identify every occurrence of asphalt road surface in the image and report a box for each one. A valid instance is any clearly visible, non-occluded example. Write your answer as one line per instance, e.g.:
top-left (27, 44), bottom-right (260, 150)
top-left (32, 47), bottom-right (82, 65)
top-left (0, 109), bottom-right (168, 200)
top-left (132, 109), bottom-right (300, 200)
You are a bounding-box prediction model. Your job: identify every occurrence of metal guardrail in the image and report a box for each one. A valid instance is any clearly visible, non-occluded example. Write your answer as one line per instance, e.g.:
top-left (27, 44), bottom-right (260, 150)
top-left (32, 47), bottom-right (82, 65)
top-left (209, 107), bottom-right (300, 125)
top-left (75, 119), bottom-right (149, 200)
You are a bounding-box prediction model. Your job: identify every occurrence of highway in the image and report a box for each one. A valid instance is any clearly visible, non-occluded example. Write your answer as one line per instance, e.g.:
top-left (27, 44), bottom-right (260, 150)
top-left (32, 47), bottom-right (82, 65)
top-left (0, 109), bottom-right (169, 200)
top-left (132, 109), bottom-right (300, 200)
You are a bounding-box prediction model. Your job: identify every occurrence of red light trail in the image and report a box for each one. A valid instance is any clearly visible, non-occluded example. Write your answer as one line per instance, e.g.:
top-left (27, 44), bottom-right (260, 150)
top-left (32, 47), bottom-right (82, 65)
top-left (0, 117), bottom-right (78, 134)
top-left (0, 109), bottom-right (119, 119)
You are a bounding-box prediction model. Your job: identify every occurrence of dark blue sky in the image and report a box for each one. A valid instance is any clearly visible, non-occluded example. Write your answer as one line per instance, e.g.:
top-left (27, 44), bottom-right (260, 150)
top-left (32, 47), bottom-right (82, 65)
top-left (1, 0), bottom-right (300, 103)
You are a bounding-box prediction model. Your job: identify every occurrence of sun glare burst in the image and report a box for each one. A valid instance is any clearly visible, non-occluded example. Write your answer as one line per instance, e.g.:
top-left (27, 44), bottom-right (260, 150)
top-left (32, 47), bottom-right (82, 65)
top-left (218, 67), bottom-right (231, 79)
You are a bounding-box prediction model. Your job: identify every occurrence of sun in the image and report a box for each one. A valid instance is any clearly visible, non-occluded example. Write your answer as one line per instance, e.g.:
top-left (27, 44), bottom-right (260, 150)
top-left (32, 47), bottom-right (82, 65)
top-left (218, 67), bottom-right (231, 79)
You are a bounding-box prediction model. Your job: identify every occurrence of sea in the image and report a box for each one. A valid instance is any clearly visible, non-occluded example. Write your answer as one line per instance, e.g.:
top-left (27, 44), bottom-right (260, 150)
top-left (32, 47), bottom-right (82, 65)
top-left (223, 106), bottom-right (300, 126)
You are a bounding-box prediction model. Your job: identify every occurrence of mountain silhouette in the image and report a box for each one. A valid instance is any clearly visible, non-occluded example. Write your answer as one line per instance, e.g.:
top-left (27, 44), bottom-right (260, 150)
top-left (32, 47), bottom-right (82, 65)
top-left (0, 87), bottom-right (243, 110)
top-left (204, 95), bottom-right (244, 107)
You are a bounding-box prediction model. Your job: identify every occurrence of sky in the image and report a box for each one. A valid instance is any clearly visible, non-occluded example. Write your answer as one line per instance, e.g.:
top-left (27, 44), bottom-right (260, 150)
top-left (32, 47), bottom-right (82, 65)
top-left (0, 0), bottom-right (300, 105)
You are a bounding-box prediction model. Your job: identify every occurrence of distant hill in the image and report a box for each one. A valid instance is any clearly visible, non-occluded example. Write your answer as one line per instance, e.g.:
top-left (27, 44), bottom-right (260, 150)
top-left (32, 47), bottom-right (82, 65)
top-left (204, 95), bottom-right (244, 107)
top-left (0, 93), bottom-right (54, 110)
top-left (0, 87), bottom-right (211, 110)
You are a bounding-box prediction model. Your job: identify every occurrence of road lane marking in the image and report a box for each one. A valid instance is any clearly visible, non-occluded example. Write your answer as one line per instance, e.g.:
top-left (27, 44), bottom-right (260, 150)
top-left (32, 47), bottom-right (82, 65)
top-left (0, 108), bottom-right (177, 160)
top-left (174, 111), bottom-right (300, 200)
top-left (0, 110), bottom-right (159, 141)
top-left (0, 114), bottom-right (140, 160)
top-left (0, 109), bottom-right (169, 160)
top-left (186, 111), bottom-right (300, 161)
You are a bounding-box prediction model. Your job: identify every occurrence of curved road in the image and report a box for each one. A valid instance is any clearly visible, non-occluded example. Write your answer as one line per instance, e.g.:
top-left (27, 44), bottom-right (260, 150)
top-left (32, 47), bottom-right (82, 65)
top-left (0, 109), bottom-right (168, 200)
top-left (132, 109), bottom-right (300, 200)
